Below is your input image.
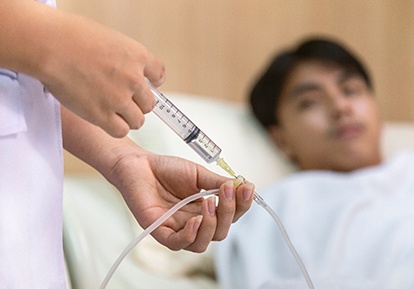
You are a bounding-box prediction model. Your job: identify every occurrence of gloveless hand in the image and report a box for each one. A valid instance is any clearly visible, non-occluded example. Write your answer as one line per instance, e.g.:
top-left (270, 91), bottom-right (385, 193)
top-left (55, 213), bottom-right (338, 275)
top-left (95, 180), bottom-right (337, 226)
top-left (0, 0), bottom-right (165, 138)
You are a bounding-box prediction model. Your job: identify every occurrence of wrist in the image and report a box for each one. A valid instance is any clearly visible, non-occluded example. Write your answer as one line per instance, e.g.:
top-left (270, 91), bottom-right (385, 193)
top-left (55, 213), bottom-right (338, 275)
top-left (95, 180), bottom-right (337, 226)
top-left (99, 140), bottom-right (152, 188)
top-left (61, 107), bottom-right (150, 183)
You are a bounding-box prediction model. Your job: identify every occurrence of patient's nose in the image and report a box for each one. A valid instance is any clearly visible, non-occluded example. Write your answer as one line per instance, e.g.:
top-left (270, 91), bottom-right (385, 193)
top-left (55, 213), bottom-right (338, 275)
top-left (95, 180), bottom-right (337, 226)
top-left (329, 94), bottom-right (352, 120)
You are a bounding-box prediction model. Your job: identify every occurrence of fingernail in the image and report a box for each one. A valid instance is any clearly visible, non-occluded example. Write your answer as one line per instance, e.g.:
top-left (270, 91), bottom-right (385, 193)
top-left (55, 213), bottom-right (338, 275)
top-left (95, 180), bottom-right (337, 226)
top-left (193, 215), bottom-right (203, 231)
top-left (224, 181), bottom-right (234, 200)
top-left (243, 184), bottom-right (255, 201)
top-left (208, 196), bottom-right (216, 216)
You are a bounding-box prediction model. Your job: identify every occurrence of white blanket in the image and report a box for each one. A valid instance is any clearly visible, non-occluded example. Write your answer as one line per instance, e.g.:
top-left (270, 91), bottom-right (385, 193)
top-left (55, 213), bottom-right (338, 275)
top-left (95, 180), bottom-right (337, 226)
top-left (216, 151), bottom-right (414, 289)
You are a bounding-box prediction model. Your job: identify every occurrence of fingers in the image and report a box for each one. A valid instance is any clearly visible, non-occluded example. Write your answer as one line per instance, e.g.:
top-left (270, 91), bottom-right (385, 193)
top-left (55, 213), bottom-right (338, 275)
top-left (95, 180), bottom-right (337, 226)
top-left (101, 76), bottom-right (158, 138)
top-left (212, 181), bottom-right (237, 240)
top-left (132, 81), bottom-right (156, 115)
top-left (114, 80), bottom-right (154, 133)
top-left (143, 51), bottom-right (166, 88)
top-left (95, 101), bottom-right (146, 138)
top-left (149, 180), bottom-right (254, 253)
top-left (213, 180), bottom-right (254, 240)
top-left (115, 58), bottom-right (164, 137)
top-left (116, 98), bottom-right (146, 130)
top-left (177, 181), bottom-right (254, 252)
top-left (102, 113), bottom-right (131, 138)
top-left (184, 196), bottom-right (218, 252)
top-left (105, 55), bottom-right (164, 138)
top-left (153, 197), bottom-right (218, 252)
top-left (195, 164), bottom-right (231, 189)
top-left (93, 52), bottom-right (165, 138)
top-left (233, 182), bottom-right (255, 222)
top-left (155, 215), bottom-right (204, 251)
top-left (179, 181), bottom-right (254, 251)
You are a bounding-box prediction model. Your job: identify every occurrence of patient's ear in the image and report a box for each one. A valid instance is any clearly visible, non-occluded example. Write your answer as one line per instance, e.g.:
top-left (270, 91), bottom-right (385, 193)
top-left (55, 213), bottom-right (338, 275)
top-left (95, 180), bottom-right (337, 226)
top-left (267, 125), bottom-right (295, 160)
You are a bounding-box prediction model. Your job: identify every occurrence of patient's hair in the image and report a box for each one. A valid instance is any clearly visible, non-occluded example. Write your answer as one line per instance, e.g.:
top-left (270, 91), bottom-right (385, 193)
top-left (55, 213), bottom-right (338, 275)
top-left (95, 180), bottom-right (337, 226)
top-left (249, 37), bottom-right (373, 128)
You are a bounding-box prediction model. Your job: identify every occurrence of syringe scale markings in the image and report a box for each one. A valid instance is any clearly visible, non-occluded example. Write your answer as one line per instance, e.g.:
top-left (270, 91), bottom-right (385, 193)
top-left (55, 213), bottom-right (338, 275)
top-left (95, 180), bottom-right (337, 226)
top-left (148, 81), bottom-right (222, 163)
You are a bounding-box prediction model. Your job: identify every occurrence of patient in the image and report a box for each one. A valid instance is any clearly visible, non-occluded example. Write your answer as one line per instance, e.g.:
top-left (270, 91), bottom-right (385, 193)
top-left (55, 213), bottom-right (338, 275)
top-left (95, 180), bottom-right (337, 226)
top-left (215, 37), bottom-right (414, 289)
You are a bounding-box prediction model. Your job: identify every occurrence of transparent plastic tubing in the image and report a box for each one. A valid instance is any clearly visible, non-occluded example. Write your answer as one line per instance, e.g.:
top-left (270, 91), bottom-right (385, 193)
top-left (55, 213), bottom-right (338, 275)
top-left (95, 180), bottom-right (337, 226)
top-left (253, 193), bottom-right (315, 289)
top-left (98, 188), bottom-right (220, 289)
top-left (99, 187), bottom-right (315, 289)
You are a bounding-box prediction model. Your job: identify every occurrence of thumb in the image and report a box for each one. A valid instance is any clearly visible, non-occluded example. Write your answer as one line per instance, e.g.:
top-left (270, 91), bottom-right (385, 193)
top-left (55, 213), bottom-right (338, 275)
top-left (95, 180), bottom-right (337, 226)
top-left (195, 164), bottom-right (232, 191)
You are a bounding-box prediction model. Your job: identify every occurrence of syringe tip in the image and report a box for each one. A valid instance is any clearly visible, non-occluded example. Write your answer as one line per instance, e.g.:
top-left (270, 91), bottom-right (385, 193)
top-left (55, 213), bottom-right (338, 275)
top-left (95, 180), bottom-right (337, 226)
top-left (216, 157), bottom-right (237, 177)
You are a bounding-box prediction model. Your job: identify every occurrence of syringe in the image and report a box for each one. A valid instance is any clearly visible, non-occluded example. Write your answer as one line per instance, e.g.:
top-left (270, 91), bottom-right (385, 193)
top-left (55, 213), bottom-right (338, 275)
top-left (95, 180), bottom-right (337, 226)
top-left (147, 80), bottom-right (237, 177)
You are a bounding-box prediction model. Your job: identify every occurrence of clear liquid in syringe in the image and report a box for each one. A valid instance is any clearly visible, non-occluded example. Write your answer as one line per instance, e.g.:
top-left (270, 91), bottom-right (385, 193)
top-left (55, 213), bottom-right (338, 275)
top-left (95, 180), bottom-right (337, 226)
top-left (148, 81), bottom-right (222, 164)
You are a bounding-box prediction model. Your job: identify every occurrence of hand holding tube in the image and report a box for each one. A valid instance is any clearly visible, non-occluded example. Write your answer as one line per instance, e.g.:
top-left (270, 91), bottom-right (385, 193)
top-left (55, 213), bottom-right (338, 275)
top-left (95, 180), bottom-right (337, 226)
top-left (106, 147), bottom-right (255, 252)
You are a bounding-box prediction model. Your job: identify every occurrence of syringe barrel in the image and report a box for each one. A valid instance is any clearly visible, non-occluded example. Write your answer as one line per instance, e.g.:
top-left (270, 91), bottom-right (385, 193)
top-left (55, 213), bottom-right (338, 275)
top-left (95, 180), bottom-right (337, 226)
top-left (148, 81), bottom-right (222, 163)
top-left (186, 129), bottom-right (222, 163)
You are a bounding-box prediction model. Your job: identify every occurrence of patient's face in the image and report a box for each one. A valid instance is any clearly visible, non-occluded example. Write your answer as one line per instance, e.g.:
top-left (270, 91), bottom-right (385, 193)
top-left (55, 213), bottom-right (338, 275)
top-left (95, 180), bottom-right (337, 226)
top-left (269, 59), bottom-right (382, 171)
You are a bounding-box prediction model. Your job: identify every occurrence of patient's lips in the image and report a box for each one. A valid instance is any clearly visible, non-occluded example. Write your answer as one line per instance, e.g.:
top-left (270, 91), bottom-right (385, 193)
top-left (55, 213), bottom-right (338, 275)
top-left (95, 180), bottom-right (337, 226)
top-left (334, 123), bottom-right (364, 140)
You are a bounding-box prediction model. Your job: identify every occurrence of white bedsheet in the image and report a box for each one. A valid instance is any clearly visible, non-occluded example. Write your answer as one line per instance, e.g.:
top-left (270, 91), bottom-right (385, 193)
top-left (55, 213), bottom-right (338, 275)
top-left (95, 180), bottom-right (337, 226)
top-left (216, 151), bottom-right (414, 289)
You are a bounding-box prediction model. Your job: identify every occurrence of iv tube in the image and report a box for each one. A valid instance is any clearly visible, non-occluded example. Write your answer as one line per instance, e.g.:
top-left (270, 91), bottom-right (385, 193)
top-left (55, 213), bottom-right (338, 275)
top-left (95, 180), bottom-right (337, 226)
top-left (99, 188), bottom-right (220, 289)
top-left (98, 178), bottom-right (315, 289)
top-left (217, 172), bottom-right (315, 289)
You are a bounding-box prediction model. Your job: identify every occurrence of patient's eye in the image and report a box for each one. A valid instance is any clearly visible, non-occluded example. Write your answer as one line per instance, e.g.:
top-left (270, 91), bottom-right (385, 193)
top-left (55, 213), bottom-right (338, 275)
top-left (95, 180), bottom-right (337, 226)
top-left (343, 84), bottom-right (360, 96)
top-left (297, 95), bottom-right (321, 111)
top-left (341, 77), bottom-right (367, 97)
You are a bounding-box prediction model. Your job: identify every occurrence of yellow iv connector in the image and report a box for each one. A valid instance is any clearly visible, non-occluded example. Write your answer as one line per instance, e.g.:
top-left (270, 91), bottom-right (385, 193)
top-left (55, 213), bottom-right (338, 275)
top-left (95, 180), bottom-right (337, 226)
top-left (216, 157), bottom-right (246, 187)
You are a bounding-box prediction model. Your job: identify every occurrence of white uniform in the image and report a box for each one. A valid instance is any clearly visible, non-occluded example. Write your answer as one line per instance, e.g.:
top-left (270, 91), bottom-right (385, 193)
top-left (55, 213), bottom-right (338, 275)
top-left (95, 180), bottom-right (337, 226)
top-left (216, 152), bottom-right (414, 289)
top-left (0, 0), bottom-right (66, 287)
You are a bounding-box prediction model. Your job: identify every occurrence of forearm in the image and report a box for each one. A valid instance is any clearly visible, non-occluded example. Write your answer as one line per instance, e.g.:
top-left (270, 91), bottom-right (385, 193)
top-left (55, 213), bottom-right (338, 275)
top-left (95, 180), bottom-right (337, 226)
top-left (0, 0), bottom-right (58, 77)
top-left (61, 106), bottom-right (147, 180)
top-left (0, 0), bottom-right (125, 85)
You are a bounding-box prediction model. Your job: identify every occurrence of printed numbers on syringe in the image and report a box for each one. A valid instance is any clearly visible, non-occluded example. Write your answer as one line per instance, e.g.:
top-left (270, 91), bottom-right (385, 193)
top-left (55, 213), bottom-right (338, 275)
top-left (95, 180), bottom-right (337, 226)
top-left (155, 99), bottom-right (196, 140)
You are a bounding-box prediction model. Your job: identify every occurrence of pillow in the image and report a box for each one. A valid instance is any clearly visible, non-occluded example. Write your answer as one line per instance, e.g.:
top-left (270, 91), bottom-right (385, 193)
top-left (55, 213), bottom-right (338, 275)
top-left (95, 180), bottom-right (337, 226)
top-left (382, 122), bottom-right (414, 158)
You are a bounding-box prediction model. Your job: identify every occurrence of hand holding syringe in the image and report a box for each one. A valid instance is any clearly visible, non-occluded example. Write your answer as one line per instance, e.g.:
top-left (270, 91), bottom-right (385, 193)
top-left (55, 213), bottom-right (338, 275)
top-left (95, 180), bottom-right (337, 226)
top-left (99, 81), bottom-right (315, 289)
